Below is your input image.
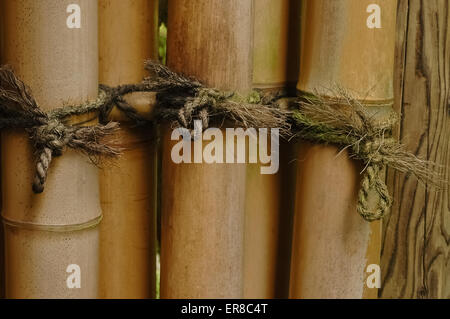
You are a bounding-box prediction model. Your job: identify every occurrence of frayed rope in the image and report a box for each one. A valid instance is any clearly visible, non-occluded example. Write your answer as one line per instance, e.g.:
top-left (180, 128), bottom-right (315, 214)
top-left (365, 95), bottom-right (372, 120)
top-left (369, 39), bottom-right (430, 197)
top-left (0, 61), bottom-right (290, 193)
top-left (292, 90), bottom-right (444, 221)
top-left (0, 61), bottom-right (444, 221)
top-left (0, 66), bottom-right (120, 193)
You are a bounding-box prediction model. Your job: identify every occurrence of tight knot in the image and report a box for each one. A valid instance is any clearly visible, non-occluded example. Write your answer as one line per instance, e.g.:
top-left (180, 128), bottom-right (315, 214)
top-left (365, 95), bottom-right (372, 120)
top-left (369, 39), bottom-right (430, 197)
top-left (354, 136), bottom-right (396, 164)
top-left (30, 118), bottom-right (74, 193)
top-left (176, 88), bottom-right (226, 130)
top-left (29, 118), bottom-right (120, 194)
top-left (34, 119), bottom-right (71, 155)
top-left (195, 88), bottom-right (222, 107)
top-left (357, 163), bottom-right (392, 221)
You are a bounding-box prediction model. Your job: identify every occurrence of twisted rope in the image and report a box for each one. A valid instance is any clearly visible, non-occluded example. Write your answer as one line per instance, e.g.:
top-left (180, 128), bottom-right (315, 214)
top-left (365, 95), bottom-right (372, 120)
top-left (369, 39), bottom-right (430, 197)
top-left (0, 61), bottom-right (290, 193)
top-left (292, 91), bottom-right (443, 221)
top-left (144, 62), bottom-right (291, 136)
top-left (0, 61), bottom-right (443, 221)
top-left (0, 66), bottom-right (120, 193)
top-left (100, 62), bottom-right (290, 135)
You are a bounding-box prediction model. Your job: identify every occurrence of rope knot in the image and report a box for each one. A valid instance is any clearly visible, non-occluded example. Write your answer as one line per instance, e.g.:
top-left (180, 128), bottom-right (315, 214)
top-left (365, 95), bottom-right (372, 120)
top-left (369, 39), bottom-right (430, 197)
top-left (357, 163), bottom-right (393, 221)
top-left (194, 88), bottom-right (228, 107)
top-left (176, 88), bottom-right (228, 130)
top-left (29, 119), bottom-right (120, 194)
top-left (354, 136), bottom-right (396, 165)
top-left (30, 118), bottom-right (75, 194)
top-left (348, 134), bottom-right (396, 220)
top-left (33, 119), bottom-right (71, 156)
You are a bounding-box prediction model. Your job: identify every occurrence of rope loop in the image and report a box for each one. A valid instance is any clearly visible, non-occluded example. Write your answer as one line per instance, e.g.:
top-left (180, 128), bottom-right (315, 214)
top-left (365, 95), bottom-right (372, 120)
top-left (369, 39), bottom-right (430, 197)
top-left (0, 61), bottom-right (442, 221)
top-left (294, 91), bottom-right (441, 221)
top-left (357, 163), bottom-right (392, 221)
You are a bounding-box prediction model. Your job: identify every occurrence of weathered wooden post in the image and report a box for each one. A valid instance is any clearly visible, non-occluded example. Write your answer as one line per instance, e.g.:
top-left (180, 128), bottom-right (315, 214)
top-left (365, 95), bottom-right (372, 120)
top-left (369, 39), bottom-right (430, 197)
top-left (1, 0), bottom-right (100, 298)
top-left (98, 0), bottom-right (158, 299)
top-left (244, 0), bottom-right (300, 299)
top-left (290, 0), bottom-right (397, 298)
top-left (381, 0), bottom-right (450, 299)
top-left (161, 0), bottom-right (253, 298)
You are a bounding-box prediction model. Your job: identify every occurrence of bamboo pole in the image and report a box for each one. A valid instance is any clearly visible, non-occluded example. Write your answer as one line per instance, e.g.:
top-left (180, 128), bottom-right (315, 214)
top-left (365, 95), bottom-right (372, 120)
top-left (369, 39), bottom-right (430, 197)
top-left (289, 0), bottom-right (396, 298)
top-left (244, 0), bottom-right (300, 299)
top-left (1, 0), bottom-right (100, 298)
top-left (253, 0), bottom-right (300, 89)
top-left (98, 0), bottom-right (158, 299)
top-left (161, 0), bottom-right (253, 298)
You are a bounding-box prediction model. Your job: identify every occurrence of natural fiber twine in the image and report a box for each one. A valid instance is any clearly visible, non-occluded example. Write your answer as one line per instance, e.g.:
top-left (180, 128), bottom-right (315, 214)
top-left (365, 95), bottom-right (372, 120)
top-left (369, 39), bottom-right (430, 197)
top-left (0, 66), bottom-right (120, 193)
top-left (292, 90), bottom-right (443, 221)
top-left (0, 61), bottom-right (444, 221)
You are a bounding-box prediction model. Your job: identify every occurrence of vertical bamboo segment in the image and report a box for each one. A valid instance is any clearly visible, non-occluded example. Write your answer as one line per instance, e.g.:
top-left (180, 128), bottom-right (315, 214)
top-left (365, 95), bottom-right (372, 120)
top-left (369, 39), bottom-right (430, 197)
top-left (253, 0), bottom-right (300, 89)
top-left (1, 0), bottom-right (100, 298)
top-left (98, 0), bottom-right (158, 299)
top-left (244, 0), bottom-right (300, 298)
top-left (161, 0), bottom-right (253, 298)
top-left (290, 0), bottom-right (396, 298)
top-left (298, 0), bottom-right (395, 100)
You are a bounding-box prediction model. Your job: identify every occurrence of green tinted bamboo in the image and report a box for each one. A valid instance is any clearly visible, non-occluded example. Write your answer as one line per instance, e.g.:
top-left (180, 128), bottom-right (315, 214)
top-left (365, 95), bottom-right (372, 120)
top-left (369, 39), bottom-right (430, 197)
top-left (244, 0), bottom-right (300, 298)
top-left (1, 0), bottom-right (100, 298)
top-left (98, 0), bottom-right (158, 299)
top-left (161, 0), bottom-right (253, 298)
top-left (290, 0), bottom-right (396, 298)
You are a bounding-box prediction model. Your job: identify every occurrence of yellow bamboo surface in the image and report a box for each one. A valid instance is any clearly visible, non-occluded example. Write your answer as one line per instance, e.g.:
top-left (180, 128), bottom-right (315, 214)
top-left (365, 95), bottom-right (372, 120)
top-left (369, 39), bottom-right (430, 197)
top-left (98, 0), bottom-right (158, 299)
top-left (244, 141), bottom-right (298, 298)
top-left (1, 0), bottom-right (100, 298)
top-left (290, 0), bottom-right (397, 298)
top-left (298, 0), bottom-right (396, 101)
top-left (161, 0), bottom-right (253, 298)
top-left (253, 0), bottom-right (301, 89)
top-left (244, 0), bottom-right (300, 298)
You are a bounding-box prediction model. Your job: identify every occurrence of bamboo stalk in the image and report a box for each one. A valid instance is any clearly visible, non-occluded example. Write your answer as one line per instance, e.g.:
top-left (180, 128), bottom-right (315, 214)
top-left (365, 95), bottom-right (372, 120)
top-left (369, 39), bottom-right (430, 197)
top-left (160, 0), bottom-right (253, 298)
top-left (253, 0), bottom-right (300, 89)
top-left (98, 0), bottom-right (158, 299)
top-left (289, 0), bottom-right (397, 298)
top-left (1, 0), bottom-right (100, 298)
top-left (244, 0), bottom-right (300, 299)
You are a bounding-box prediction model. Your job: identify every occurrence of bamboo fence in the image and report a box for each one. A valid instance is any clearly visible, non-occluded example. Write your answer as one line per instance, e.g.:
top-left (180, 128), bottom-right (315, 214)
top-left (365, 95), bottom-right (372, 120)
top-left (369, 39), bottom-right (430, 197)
top-left (98, 0), bottom-right (159, 299)
top-left (0, 0), bottom-right (447, 300)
